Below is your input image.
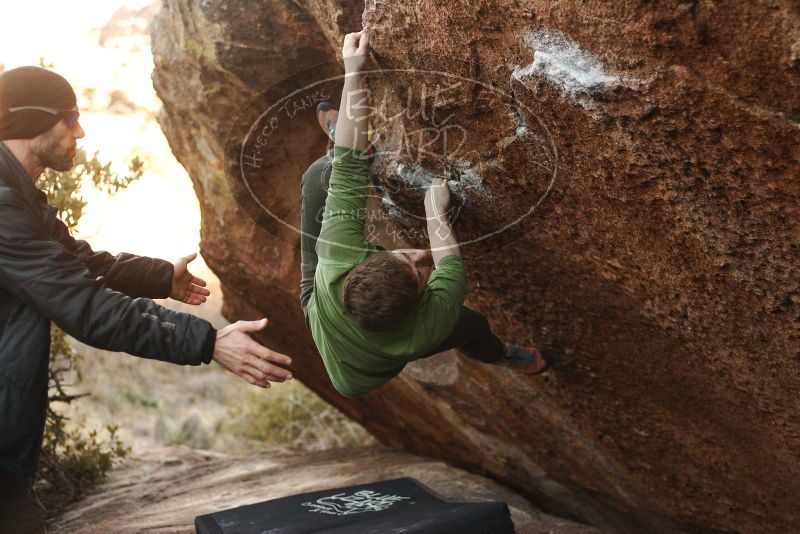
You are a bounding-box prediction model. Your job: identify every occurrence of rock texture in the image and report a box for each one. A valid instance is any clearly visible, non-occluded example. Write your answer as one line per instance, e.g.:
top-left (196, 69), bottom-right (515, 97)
top-left (151, 1), bottom-right (800, 532)
top-left (54, 445), bottom-right (596, 534)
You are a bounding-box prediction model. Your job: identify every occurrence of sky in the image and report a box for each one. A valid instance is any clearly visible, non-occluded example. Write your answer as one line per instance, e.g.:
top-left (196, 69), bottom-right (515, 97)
top-left (0, 0), bottom-right (207, 266)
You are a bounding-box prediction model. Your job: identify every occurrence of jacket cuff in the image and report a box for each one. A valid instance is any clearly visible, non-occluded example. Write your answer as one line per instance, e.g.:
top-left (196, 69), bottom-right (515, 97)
top-left (150, 259), bottom-right (174, 299)
top-left (199, 324), bottom-right (216, 365)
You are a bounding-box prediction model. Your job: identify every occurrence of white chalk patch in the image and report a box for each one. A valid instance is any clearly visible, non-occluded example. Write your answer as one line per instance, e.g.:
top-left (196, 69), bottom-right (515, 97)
top-left (380, 193), bottom-right (410, 223)
top-left (396, 163), bottom-right (437, 189)
top-left (508, 109), bottom-right (530, 136)
top-left (513, 28), bottom-right (625, 107)
top-left (455, 160), bottom-right (489, 198)
top-left (393, 160), bottom-right (490, 204)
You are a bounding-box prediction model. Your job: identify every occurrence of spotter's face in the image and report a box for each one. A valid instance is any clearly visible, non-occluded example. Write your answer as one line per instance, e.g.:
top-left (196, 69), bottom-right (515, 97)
top-left (32, 111), bottom-right (84, 172)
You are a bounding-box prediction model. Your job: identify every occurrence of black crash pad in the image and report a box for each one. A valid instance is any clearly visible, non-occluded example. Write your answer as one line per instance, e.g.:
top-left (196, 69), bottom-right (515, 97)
top-left (195, 477), bottom-right (514, 533)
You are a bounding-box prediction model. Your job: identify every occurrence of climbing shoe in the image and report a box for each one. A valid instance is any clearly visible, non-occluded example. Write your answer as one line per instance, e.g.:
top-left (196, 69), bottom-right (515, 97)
top-left (316, 102), bottom-right (338, 141)
top-left (499, 343), bottom-right (553, 375)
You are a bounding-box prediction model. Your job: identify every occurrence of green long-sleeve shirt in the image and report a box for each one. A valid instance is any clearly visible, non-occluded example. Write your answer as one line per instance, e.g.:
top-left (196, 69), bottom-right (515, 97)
top-left (307, 146), bottom-right (466, 397)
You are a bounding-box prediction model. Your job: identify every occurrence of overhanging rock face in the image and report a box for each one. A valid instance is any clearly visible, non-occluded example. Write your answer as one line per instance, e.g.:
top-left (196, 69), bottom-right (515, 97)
top-left (151, 1), bottom-right (800, 532)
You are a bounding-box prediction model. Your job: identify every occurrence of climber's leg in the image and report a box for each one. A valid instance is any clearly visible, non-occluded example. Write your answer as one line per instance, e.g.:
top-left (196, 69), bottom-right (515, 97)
top-left (423, 306), bottom-right (506, 363)
top-left (421, 307), bottom-right (553, 374)
top-left (299, 149), bottom-right (334, 318)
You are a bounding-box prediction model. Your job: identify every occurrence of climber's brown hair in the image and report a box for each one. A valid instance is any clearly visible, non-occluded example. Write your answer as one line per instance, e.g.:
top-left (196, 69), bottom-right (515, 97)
top-left (343, 251), bottom-right (419, 331)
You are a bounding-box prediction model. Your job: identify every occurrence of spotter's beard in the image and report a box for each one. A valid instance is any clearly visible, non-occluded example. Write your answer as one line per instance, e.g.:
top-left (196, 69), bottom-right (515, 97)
top-left (32, 129), bottom-right (74, 172)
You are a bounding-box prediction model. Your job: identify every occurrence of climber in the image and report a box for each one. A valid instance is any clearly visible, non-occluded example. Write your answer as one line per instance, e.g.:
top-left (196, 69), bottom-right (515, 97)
top-left (299, 30), bottom-right (553, 398)
top-left (0, 66), bottom-right (294, 533)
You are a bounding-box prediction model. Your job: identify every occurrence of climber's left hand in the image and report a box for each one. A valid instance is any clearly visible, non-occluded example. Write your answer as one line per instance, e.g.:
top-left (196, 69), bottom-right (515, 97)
top-left (343, 29), bottom-right (370, 73)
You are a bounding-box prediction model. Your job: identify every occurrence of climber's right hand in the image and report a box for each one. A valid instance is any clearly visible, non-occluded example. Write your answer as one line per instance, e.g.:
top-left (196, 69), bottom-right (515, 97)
top-left (212, 318), bottom-right (293, 388)
top-left (342, 30), bottom-right (370, 73)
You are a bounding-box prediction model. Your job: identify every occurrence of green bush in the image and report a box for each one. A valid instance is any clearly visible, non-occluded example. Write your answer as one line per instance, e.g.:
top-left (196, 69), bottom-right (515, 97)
top-left (37, 415), bottom-right (128, 511)
top-left (122, 390), bottom-right (159, 409)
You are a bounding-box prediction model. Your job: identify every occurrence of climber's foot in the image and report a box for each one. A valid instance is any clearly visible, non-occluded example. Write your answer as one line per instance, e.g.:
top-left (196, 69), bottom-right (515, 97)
top-left (365, 140), bottom-right (378, 160)
top-left (317, 102), bottom-right (338, 141)
top-left (497, 343), bottom-right (553, 375)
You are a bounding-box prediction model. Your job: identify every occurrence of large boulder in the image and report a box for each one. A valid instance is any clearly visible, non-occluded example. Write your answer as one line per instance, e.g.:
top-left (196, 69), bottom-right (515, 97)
top-left (150, 1), bottom-right (800, 532)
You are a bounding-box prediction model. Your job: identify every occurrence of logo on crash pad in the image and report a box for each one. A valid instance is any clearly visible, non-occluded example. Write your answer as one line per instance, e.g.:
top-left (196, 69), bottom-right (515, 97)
top-left (302, 489), bottom-right (410, 515)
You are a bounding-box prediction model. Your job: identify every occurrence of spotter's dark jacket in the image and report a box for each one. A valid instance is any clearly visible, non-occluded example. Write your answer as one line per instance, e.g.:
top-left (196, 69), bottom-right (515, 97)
top-left (0, 143), bottom-right (215, 480)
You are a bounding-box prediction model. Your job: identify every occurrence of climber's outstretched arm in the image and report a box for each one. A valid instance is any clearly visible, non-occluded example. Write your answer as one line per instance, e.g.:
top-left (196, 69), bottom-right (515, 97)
top-left (425, 178), bottom-right (461, 266)
top-left (316, 30), bottom-right (374, 264)
top-left (334, 30), bottom-right (370, 152)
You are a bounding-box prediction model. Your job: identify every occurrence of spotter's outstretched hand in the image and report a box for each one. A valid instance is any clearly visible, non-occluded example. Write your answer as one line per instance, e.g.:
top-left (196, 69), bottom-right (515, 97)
top-left (170, 252), bottom-right (211, 305)
top-left (213, 318), bottom-right (293, 388)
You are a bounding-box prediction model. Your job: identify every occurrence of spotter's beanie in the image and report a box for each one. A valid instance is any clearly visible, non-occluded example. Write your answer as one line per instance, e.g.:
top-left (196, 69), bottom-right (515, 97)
top-left (0, 66), bottom-right (77, 140)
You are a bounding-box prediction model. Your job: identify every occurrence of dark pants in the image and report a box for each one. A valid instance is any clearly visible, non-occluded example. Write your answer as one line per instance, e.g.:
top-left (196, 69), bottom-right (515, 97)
top-left (300, 150), bottom-right (334, 314)
top-left (299, 152), bottom-right (505, 363)
top-left (422, 306), bottom-right (505, 362)
top-left (0, 471), bottom-right (46, 534)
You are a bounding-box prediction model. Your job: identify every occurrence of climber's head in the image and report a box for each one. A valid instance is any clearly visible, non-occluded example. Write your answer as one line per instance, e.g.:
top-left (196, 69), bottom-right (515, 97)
top-left (391, 248), bottom-right (435, 290)
top-left (343, 249), bottom-right (434, 331)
